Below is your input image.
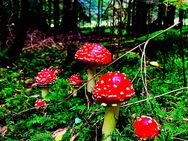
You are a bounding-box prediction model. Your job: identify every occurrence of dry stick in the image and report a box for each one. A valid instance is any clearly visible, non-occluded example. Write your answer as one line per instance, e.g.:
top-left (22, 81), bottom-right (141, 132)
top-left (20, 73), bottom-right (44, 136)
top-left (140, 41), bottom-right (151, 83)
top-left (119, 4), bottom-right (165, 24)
top-left (173, 138), bottom-right (188, 141)
top-left (140, 22), bottom-right (180, 98)
top-left (141, 40), bottom-right (150, 97)
top-left (23, 37), bottom-right (55, 51)
top-left (67, 22), bottom-right (180, 99)
top-left (121, 86), bottom-right (188, 107)
top-left (131, 67), bottom-right (141, 83)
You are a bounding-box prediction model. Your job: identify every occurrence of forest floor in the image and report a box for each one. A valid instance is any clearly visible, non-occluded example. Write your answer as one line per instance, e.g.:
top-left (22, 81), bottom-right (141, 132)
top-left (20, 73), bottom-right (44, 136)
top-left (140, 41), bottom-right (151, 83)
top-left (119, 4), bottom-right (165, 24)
top-left (0, 27), bottom-right (188, 141)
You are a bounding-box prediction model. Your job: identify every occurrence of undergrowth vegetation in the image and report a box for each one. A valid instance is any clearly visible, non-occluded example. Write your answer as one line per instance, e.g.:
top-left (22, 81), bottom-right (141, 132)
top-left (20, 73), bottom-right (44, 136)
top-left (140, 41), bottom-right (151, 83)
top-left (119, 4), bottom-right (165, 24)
top-left (0, 28), bottom-right (188, 141)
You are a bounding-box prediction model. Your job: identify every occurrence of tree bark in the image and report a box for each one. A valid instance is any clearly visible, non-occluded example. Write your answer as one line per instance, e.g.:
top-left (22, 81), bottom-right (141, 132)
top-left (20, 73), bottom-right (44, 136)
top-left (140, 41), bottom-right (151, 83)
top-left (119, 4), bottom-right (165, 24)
top-left (163, 5), bottom-right (176, 28)
top-left (48, 0), bottom-right (52, 26)
top-left (61, 0), bottom-right (78, 34)
top-left (126, 0), bottom-right (132, 36)
top-left (0, 0), bottom-right (9, 51)
top-left (54, 0), bottom-right (59, 41)
top-left (0, 0), bottom-right (28, 67)
top-left (134, 1), bottom-right (148, 36)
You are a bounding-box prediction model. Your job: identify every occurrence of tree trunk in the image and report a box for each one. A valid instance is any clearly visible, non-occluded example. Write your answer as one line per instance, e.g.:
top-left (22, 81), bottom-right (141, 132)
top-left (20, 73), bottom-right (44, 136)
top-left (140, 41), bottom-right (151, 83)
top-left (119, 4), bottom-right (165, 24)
top-left (98, 0), bottom-right (101, 33)
top-left (126, 0), bottom-right (132, 36)
top-left (0, 0), bottom-right (28, 67)
top-left (131, 0), bottom-right (136, 35)
top-left (54, 0), bottom-right (59, 41)
top-left (0, 0), bottom-right (9, 51)
top-left (134, 1), bottom-right (148, 36)
top-left (61, 0), bottom-right (78, 34)
top-left (163, 4), bottom-right (175, 28)
top-left (48, 0), bottom-right (52, 26)
top-left (156, 3), bottom-right (165, 28)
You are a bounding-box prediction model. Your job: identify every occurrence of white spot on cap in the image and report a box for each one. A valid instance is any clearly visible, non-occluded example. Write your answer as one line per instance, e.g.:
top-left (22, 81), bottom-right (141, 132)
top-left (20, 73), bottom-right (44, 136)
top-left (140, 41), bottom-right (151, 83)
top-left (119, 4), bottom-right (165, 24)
top-left (126, 94), bottom-right (131, 97)
top-left (97, 96), bottom-right (101, 99)
top-left (97, 88), bottom-right (101, 91)
top-left (148, 120), bottom-right (152, 124)
top-left (120, 91), bottom-right (124, 95)
top-left (107, 85), bottom-right (110, 88)
top-left (101, 80), bottom-right (104, 84)
top-left (126, 87), bottom-right (130, 90)
top-left (113, 84), bottom-right (117, 88)
top-left (108, 95), bottom-right (117, 98)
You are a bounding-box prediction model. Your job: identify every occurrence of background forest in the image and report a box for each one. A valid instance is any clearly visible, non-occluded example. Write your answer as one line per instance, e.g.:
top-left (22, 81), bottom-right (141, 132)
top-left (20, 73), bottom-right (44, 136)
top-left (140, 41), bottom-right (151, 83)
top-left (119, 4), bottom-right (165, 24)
top-left (0, 0), bottom-right (188, 141)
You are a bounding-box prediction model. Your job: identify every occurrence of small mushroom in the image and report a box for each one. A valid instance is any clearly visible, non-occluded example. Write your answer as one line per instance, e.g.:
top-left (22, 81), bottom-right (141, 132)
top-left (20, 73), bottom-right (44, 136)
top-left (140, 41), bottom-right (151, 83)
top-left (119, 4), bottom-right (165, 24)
top-left (35, 99), bottom-right (46, 108)
top-left (75, 43), bottom-right (112, 93)
top-left (35, 68), bottom-right (57, 99)
top-left (134, 116), bottom-right (159, 140)
top-left (69, 74), bottom-right (83, 97)
top-left (92, 72), bottom-right (134, 141)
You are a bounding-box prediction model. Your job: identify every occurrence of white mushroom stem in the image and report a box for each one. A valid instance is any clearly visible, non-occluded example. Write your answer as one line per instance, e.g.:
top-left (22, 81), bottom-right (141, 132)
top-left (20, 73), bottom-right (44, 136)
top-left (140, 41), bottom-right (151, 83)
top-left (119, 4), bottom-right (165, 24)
top-left (102, 104), bottom-right (120, 141)
top-left (41, 87), bottom-right (49, 99)
top-left (87, 65), bottom-right (97, 93)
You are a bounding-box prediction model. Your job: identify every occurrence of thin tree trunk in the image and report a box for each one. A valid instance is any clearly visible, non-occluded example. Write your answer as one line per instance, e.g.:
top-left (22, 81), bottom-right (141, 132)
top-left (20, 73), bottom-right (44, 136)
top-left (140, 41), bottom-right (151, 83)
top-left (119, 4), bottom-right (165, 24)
top-left (54, 0), bottom-right (59, 41)
top-left (179, 9), bottom-right (187, 86)
top-left (0, 0), bottom-right (28, 66)
top-left (98, 0), bottom-right (101, 33)
top-left (0, 0), bottom-right (9, 51)
top-left (61, 0), bottom-right (78, 34)
top-left (163, 4), bottom-right (175, 28)
top-left (126, 0), bottom-right (132, 36)
top-left (131, 0), bottom-right (136, 36)
top-left (134, 1), bottom-right (148, 36)
top-left (48, 0), bottom-right (52, 26)
top-left (157, 3), bottom-right (165, 28)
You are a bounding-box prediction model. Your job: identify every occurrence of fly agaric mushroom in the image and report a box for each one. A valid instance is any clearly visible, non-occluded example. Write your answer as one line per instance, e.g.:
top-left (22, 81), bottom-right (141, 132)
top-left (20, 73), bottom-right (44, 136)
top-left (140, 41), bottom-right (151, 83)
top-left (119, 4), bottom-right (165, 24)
top-left (75, 43), bottom-right (112, 93)
top-left (92, 72), bottom-right (134, 141)
top-left (35, 68), bottom-right (57, 99)
top-left (134, 116), bottom-right (159, 140)
top-left (69, 74), bottom-right (83, 97)
top-left (35, 99), bottom-right (46, 108)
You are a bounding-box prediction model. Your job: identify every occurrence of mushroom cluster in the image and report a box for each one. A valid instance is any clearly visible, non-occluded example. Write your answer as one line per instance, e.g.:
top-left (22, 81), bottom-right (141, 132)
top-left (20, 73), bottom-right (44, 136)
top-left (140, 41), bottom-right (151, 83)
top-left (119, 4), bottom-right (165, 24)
top-left (92, 71), bottom-right (134, 141)
top-left (35, 68), bottom-right (57, 99)
top-left (75, 43), bottom-right (112, 93)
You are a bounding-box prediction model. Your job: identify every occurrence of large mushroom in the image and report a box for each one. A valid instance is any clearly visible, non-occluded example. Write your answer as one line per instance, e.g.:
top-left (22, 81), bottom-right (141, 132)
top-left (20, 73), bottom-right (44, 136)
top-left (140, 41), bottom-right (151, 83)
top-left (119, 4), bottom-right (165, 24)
top-left (69, 74), bottom-right (83, 97)
top-left (35, 68), bottom-right (57, 99)
top-left (134, 116), bottom-right (159, 140)
top-left (74, 43), bottom-right (112, 93)
top-left (92, 71), bottom-right (134, 141)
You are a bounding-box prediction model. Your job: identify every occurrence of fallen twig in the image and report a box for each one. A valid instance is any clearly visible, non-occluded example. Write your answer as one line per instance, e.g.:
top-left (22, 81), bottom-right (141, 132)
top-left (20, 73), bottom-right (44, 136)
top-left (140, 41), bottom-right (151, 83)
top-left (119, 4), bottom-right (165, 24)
top-left (121, 86), bottom-right (188, 107)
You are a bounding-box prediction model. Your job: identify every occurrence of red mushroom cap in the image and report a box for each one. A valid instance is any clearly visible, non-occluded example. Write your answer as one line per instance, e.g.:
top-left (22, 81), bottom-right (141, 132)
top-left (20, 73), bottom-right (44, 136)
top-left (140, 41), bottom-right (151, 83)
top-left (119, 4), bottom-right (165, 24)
top-left (35, 99), bottom-right (46, 107)
top-left (134, 116), bottom-right (159, 139)
top-left (35, 69), bottom-right (57, 86)
top-left (69, 74), bottom-right (83, 86)
top-left (74, 43), bottom-right (112, 65)
top-left (92, 72), bottom-right (134, 106)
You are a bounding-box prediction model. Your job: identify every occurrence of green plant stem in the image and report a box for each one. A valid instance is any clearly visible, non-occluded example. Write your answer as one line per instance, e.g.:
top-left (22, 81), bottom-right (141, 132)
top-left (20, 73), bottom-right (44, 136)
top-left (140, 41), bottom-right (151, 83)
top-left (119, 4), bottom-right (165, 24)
top-left (87, 65), bottom-right (96, 93)
top-left (102, 105), bottom-right (120, 141)
top-left (41, 87), bottom-right (49, 99)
